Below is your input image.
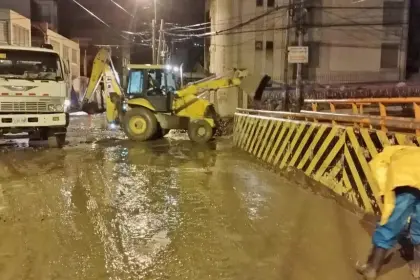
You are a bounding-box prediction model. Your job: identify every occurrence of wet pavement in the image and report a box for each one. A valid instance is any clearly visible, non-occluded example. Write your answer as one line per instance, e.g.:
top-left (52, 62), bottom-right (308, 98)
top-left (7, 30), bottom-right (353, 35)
top-left (0, 114), bottom-right (412, 280)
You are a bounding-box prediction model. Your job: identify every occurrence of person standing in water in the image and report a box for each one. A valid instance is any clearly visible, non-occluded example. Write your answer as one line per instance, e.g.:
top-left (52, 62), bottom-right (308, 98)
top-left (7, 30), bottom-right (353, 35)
top-left (356, 145), bottom-right (420, 280)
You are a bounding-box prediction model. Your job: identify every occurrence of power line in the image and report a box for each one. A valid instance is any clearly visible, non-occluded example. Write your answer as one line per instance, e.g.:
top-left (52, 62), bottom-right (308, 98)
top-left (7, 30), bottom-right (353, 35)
top-left (108, 0), bottom-right (134, 18)
top-left (216, 4), bottom-right (289, 35)
top-left (69, 0), bottom-right (129, 40)
top-left (70, 0), bottom-right (110, 28)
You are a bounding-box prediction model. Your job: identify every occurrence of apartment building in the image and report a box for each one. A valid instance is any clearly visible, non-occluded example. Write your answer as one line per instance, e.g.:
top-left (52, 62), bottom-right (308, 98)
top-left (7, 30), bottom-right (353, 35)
top-left (207, 0), bottom-right (410, 84)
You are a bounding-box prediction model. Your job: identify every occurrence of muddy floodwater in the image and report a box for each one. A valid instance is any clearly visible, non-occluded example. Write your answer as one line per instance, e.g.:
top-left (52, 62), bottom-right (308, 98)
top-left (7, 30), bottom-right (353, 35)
top-left (0, 114), bottom-right (411, 280)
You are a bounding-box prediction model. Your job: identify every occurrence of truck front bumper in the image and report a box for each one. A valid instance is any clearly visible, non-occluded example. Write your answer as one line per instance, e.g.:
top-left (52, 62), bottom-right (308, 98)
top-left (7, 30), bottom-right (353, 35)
top-left (0, 113), bottom-right (68, 128)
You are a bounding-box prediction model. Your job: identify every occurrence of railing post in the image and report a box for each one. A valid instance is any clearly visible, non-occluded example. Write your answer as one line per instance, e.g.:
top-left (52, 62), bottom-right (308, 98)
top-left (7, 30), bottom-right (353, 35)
top-left (379, 102), bottom-right (387, 132)
top-left (414, 102), bottom-right (420, 136)
top-left (351, 103), bottom-right (360, 127)
top-left (329, 103), bottom-right (336, 125)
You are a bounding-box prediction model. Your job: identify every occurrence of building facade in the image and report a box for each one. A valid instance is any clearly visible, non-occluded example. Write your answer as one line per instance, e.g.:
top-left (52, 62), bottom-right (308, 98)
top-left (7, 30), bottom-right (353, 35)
top-left (207, 0), bottom-right (410, 84)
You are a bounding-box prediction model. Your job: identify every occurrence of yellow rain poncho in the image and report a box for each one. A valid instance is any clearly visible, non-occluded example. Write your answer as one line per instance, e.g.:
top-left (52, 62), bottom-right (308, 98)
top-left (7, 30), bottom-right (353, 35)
top-left (369, 145), bottom-right (420, 225)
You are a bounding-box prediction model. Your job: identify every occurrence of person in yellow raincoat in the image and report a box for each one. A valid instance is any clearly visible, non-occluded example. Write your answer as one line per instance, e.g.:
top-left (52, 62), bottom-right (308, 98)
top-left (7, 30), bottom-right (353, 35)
top-left (356, 145), bottom-right (420, 279)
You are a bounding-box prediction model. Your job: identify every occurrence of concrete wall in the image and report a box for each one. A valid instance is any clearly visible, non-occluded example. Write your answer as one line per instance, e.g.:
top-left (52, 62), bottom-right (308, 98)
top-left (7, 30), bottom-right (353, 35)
top-left (208, 0), bottom-right (409, 84)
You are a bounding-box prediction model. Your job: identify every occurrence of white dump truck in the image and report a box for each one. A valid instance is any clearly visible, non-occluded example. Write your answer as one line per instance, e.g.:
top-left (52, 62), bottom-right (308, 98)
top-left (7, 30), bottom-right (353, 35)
top-left (0, 45), bottom-right (71, 147)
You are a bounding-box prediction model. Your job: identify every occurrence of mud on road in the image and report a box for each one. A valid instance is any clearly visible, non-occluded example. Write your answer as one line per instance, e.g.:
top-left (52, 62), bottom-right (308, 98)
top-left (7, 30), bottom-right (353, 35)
top-left (0, 114), bottom-right (411, 280)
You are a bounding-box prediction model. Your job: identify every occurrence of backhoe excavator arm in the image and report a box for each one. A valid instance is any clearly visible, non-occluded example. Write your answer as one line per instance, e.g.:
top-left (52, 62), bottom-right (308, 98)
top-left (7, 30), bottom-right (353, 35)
top-left (176, 69), bottom-right (270, 100)
top-left (81, 48), bottom-right (124, 123)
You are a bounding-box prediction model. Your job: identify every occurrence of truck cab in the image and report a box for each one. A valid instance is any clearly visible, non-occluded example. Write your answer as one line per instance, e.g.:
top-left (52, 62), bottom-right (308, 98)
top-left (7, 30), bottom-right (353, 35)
top-left (0, 45), bottom-right (70, 147)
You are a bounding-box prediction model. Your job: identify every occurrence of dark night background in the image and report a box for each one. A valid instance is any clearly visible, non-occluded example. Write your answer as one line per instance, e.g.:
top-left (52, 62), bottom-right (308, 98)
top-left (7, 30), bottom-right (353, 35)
top-left (57, 0), bottom-right (205, 71)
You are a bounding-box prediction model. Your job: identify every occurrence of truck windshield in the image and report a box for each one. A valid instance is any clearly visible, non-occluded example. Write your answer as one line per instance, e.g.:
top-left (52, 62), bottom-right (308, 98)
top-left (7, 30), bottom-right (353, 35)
top-left (0, 49), bottom-right (63, 81)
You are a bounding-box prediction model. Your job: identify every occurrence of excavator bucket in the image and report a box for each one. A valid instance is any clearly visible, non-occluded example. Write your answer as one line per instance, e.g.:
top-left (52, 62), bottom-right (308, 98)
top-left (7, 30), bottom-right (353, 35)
top-left (239, 74), bottom-right (271, 101)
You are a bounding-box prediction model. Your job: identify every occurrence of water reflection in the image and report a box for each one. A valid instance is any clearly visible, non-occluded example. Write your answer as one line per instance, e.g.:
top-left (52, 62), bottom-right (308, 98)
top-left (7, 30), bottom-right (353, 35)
top-left (0, 137), bottom-right (277, 280)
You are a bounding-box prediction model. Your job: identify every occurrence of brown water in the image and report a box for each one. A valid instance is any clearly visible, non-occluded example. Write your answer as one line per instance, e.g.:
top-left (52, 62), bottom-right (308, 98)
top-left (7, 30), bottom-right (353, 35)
top-left (0, 114), bottom-right (411, 280)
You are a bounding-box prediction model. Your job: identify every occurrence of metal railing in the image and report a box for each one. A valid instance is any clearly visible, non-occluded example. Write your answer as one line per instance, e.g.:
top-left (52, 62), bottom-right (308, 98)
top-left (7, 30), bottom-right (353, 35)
top-left (236, 107), bottom-right (420, 136)
top-left (304, 97), bottom-right (420, 135)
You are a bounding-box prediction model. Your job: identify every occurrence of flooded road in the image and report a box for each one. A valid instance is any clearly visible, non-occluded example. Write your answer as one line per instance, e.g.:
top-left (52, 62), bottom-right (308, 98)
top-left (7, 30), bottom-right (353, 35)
top-left (0, 114), bottom-right (411, 280)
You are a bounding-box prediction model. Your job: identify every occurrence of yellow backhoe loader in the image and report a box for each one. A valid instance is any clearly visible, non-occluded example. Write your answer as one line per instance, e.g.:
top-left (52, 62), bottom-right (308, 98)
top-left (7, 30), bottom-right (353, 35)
top-left (81, 47), bottom-right (270, 143)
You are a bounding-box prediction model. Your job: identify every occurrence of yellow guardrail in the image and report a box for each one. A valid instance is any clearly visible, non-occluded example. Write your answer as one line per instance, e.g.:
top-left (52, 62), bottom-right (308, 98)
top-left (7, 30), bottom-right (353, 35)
top-left (234, 108), bottom-right (420, 214)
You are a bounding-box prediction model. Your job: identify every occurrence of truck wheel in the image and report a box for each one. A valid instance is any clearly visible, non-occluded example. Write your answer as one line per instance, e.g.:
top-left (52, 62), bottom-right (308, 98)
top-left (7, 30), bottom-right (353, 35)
top-left (40, 128), bottom-right (49, 140)
top-left (123, 107), bottom-right (158, 141)
top-left (188, 119), bottom-right (213, 143)
top-left (47, 132), bottom-right (66, 148)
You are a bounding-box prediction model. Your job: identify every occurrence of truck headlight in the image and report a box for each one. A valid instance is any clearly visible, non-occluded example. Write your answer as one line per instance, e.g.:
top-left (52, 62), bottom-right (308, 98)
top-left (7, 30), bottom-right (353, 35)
top-left (56, 104), bottom-right (64, 112)
top-left (48, 104), bottom-right (57, 111)
top-left (48, 104), bottom-right (65, 112)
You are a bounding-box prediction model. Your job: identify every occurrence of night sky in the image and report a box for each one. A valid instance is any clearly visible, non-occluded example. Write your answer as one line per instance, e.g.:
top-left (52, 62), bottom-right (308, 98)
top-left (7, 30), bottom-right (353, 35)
top-left (58, 0), bottom-right (205, 67)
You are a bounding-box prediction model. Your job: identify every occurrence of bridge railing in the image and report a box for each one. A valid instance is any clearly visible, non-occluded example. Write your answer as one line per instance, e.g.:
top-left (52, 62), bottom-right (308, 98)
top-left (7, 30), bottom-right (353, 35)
top-left (304, 97), bottom-right (420, 135)
top-left (234, 106), bottom-right (420, 217)
top-left (237, 108), bottom-right (420, 136)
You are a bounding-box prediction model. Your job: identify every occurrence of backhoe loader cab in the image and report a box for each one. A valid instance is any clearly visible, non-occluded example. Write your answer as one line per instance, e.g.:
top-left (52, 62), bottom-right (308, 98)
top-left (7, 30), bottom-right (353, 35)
top-left (125, 64), bottom-right (179, 112)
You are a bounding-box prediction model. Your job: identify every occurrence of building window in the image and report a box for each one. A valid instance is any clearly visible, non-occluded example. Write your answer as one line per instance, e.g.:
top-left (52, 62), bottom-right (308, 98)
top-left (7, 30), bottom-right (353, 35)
top-left (383, 1), bottom-right (404, 25)
top-left (267, 0), bottom-right (275, 7)
top-left (380, 43), bottom-right (399, 69)
top-left (266, 41), bottom-right (274, 50)
top-left (256, 0), bottom-right (263, 7)
top-left (255, 40), bottom-right (263, 50)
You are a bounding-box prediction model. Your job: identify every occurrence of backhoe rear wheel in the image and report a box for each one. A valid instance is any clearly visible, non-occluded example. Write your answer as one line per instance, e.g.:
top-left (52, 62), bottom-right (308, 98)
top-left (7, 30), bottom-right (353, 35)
top-left (123, 107), bottom-right (158, 141)
top-left (187, 119), bottom-right (213, 143)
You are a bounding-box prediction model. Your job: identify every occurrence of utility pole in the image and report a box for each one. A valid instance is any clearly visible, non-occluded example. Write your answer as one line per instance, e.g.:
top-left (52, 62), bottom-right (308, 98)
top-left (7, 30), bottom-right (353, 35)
top-left (294, 0), bottom-right (305, 112)
top-left (170, 40), bottom-right (175, 63)
top-left (152, 19), bottom-right (156, 64)
top-left (152, 0), bottom-right (157, 64)
top-left (283, 0), bottom-right (293, 111)
top-left (157, 19), bottom-right (164, 64)
top-left (203, 10), bottom-right (207, 73)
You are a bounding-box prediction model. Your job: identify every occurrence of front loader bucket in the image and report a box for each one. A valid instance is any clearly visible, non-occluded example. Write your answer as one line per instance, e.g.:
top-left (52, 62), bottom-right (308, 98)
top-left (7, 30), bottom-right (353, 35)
top-left (239, 74), bottom-right (271, 101)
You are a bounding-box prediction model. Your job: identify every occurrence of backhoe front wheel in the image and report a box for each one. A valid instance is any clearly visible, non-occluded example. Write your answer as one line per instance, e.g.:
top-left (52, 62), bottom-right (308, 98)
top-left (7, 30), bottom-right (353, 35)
top-left (123, 107), bottom-right (158, 141)
top-left (187, 119), bottom-right (214, 143)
